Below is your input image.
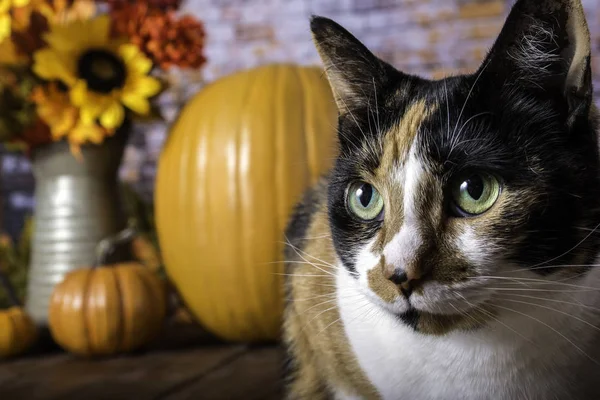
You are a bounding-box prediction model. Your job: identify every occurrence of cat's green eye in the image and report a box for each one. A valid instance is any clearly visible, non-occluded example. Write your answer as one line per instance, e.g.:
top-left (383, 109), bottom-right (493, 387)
top-left (347, 181), bottom-right (384, 221)
top-left (451, 172), bottom-right (501, 216)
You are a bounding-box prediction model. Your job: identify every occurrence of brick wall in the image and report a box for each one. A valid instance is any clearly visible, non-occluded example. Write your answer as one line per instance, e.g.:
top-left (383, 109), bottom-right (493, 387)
top-left (2, 0), bottom-right (600, 238)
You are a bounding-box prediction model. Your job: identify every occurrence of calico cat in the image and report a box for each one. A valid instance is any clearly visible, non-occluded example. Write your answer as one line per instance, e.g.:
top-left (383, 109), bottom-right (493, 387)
top-left (282, 0), bottom-right (600, 399)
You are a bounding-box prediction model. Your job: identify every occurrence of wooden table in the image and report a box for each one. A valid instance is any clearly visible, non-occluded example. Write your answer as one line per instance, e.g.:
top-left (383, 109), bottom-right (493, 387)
top-left (0, 325), bottom-right (284, 400)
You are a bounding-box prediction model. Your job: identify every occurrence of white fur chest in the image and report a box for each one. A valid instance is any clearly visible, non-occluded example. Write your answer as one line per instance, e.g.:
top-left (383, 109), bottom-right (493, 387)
top-left (335, 270), bottom-right (600, 400)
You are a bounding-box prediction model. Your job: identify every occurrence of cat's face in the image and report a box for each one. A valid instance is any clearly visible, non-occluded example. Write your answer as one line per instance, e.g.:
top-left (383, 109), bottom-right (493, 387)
top-left (312, 0), bottom-right (600, 333)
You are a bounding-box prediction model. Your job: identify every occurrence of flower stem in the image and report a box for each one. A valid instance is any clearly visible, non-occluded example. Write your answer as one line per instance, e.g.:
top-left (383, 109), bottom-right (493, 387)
top-left (94, 225), bottom-right (137, 267)
top-left (0, 268), bottom-right (21, 307)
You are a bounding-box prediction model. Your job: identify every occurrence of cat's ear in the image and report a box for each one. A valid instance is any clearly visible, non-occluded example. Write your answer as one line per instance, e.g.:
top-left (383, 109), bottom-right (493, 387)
top-left (481, 0), bottom-right (592, 124)
top-left (310, 16), bottom-right (397, 113)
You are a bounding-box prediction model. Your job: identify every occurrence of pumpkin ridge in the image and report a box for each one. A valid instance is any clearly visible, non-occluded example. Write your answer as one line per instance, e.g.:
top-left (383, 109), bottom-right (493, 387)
top-left (113, 267), bottom-right (127, 353)
top-left (267, 65), bottom-right (282, 340)
top-left (296, 67), bottom-right (313, 181)
top-left (233, 68), bottom-right (260, 340)
top-left (255, 66), bottom-right (277, 339)
top-left (235, 72), bottom-right (245, 339)
top-left (81, 269), bottom-right (95, 355)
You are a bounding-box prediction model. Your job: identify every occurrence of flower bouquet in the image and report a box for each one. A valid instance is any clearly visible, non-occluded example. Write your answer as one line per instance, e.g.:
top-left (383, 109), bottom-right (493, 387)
top-left (0, 0), bottom-right (206, 155)
top-left (0, 0), bottom-right (207, 324)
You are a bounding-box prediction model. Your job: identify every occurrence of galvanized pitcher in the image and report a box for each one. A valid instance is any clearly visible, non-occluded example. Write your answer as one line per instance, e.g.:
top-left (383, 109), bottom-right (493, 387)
top-left (25, 134), bottom-right (128, 325)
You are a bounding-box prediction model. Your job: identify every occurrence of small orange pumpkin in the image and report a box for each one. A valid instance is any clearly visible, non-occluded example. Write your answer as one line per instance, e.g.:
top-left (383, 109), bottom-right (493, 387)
top-left (0, 271), bottom-right (37, 358)
top-left (48, 228), bottom-right (167, 356)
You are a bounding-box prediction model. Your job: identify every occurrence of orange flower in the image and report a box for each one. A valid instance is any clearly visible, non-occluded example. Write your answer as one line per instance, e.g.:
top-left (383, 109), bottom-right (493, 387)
top-left (10, 0), bottom-right (95, 59)
top-left (110, 3), bottom-right (206, 70)
top-left (106, 0), bottom-right (181, 11)
top-left (31, 83), bottom-right (112, 156)
top-left (31, 83), bottom-right (78, 140)
top-left (10, 9), bottom-right (48, 57)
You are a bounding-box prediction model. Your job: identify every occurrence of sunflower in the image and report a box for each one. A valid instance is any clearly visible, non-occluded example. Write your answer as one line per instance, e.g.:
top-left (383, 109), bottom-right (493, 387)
top-left (0, 0), bottom-right (30, 42)
top-left (32, 15), bottom-right (161, 131)
top-left (31, 83), bottom-right (78, 140)
top-left (32, 82), bottom-right (110, 146)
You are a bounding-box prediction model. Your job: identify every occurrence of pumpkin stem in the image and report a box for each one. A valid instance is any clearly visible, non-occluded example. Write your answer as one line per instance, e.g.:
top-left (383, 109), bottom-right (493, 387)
top-left (0, 267), bottom-right (21, 307)
top-left (95, 225), bottom-right (137, 267)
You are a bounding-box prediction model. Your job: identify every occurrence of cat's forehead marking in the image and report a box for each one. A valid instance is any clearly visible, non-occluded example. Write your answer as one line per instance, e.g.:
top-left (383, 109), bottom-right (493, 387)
top-left (370, 99), bottom-right (437, 254)
top-left (376, 99), bottom-right (432, 175)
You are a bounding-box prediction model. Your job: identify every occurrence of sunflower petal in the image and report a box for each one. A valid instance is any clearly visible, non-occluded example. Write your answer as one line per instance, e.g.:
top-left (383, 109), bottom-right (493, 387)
top-left (71, 121), bottom-right (105, 144)
top-left (130, 76), bottom-right (162, 98)
top-left (33, 48), bottom-right (77, 85)
top-left (0, 14), bottom-right (11, 42)
top-left (12, 0), bottom-right (31, 7)
top-left (99, 101), bottom-right (125, 130)
top-left (78, 98), bottom-right (107, 124)
top-left (121, 93), bottom-right (150, 115)
top-left (119, 44), bottom-right (152, 75)
top-left (69, 80), bottom-right (88, 106)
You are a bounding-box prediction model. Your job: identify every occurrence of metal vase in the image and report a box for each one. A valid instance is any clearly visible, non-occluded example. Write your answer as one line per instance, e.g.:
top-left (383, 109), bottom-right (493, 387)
top-left (25, 133), bottom-right (128, 325)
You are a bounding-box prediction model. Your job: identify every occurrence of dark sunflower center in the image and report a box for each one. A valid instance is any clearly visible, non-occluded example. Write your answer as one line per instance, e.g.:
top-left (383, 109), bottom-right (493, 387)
top-left (77, 49), bottom-right (126, 93)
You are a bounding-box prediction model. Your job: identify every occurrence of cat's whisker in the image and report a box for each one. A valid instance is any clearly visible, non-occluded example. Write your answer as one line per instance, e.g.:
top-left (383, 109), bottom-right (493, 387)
top-left (448, 114), bottom-right (491, 158)
top-left (267, 260), bottom-right (334, 267)
top-left (482, 287), bottom-right (600, 293)
top-left (363, 97), bottom-right (377, 156)
top-left (500, 293), bottom-right (600, 313)
top-left (449, 303), bottom-right (480, 326)
top-left (468, 276), bottom-right (534, 287)
top-left (289, 293), bottom-right (337, 303)
top-left (455, 292), bottom-right (533, 343)
top-left (573, 226), bottom-right (600, 232)
top-left (282, 239), bottom-right (340, 278)
top-left (315, 299), bottom-right (375, 338)
top-left (449, 59), bottom-right (491, 149)
top-left (275, 273), bottom-right (332, 278)
top-left (372, 77), bottom-right (381, 138)
top-left (472, 276), bottom-right (599, 290)
top-left (297, 300), bottom-right (339, 322)
top-left (558, 271), bottom-right (590, 282)
top-left (267, 260), bottom-right (336, 271)
top-left (443, 75), bottom-right (451, 142)
top-left (290, 290), bottom-right (360, 305)
top-left (325, 297), bottom-right (377, 337)
top-left (315, 317), bottom-right (342, 337)
top-left (501, 298), bottom-right (600, 333)
top-left (520, 220), bottom-right (600, 270)
top-left (280, 250), bottom-right (339, 277)
top-left (300, 303), bottom-right (340, 333)
top-left (296, 234), bottom-right (332, 240)
top-left (282, 239), bottom-right (338, 269)
top-left (507, 263), bottom-right (600, 273)
top-left (492, 303), bottom-right (600, 366)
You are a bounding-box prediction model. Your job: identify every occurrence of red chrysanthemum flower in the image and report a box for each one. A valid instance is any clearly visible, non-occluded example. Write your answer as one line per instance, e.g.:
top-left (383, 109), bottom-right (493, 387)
top-left (110, 2), bottom-right (206, 70)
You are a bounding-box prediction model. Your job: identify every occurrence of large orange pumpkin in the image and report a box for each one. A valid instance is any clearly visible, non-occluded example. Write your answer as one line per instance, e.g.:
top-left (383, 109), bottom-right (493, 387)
top-left (155, 64), bottom-right (338, 342)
